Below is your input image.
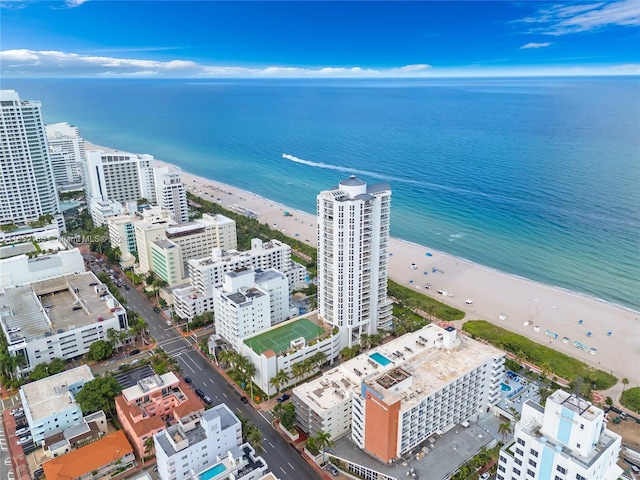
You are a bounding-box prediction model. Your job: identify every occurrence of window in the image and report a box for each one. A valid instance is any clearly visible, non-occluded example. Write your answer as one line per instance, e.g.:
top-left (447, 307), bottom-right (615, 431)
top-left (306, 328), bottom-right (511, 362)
top-left (516, 448), bottom-right (524, 456)
top-left (528, 459), bottom-right (537, 467)
top-left (557, 466), bottom-right (567, 474)
top-left (527, 470), bottom-right (535, 477)
top-left (517, 438), bottom-right (526, 446)
top-left (515, 459), bottom-right (522, 466)
top-left (530, 449), bottom-right (539, 457)
top-left (576, 475), bottom-right (586, 480)
top-left (514, 468), bottom-right (521, 476)
top-left (576, 443), bottom-right (581, 449)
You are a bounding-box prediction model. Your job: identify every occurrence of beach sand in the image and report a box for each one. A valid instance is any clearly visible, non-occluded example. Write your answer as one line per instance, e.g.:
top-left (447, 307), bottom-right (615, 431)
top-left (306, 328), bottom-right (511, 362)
top-left (159, 161), bottom-right (640, 387)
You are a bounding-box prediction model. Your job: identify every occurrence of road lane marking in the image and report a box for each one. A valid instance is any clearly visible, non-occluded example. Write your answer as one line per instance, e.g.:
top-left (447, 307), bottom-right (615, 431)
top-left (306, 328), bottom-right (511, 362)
top-left (288, 462), bottom-right (294, 470)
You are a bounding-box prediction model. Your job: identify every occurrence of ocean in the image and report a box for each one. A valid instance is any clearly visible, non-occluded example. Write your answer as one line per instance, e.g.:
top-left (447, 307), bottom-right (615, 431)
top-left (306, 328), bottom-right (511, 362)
top-left (6, 77), bottom-right (639, 310)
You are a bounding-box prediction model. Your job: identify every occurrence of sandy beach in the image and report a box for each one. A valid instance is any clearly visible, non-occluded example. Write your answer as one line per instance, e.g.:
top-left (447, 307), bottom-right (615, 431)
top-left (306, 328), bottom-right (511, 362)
top-left (157, 160), bottom-right (640, 387)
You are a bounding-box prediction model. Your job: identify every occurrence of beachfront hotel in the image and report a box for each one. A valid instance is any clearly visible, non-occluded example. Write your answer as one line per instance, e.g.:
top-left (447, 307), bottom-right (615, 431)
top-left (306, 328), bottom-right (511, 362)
top-left (46, 122), bottom-right (86, 192)
top-left (317, 175), bottom-right (393, 348)
top-left (497, 390), bottom-right (622, 480)
top-left (173, 238), bottom-right (307, 320)
top-left (293, 323), bottom-right (505, 463)
top-left (0, 90), bottom-right (65, 232)
top-left (0, 271), bottom-right (128, 376)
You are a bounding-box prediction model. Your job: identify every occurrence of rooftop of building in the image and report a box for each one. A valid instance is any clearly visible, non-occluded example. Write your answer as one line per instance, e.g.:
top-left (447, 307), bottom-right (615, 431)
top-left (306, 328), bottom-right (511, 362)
top-left (244, 314), bottom-right (327, 355)
top-left (294, 324), bottom-right (503, 412)
top-left (226, 287), bottom-right (265, 305)
top-left (517, 399), bottom-right (621, 470)
top-left (113, 365), bottom-right (156, 389)
top-left (153, 239), bottom-right (178, 250)
top-left (0, 272), bottom-right (123, 344)
top-left (21, 365), bottom-right (94, 422)
top-left (116, 375), bottom-right (203, 437)
top-left (550, 389), bottom-right (602, 422)
top-left (122, 372), bottom-right (180, 402)
top-left (193, 239), bottom-right (289, 268)
top-left (194, 444), bottom-right (265, 480)
top-left (42, 430), bottom-right (133, 480)
top-left (254, 268), bottom-right (286, 283)
top-left (155, 404), bottom-right (238, 457)
top-left (42, 419), bottom-right (101, 451)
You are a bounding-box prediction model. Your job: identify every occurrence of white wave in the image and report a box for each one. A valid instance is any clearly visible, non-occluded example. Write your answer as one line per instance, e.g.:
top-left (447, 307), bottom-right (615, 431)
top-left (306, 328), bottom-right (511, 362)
top-left (450, 233), bottom-right (465, 239)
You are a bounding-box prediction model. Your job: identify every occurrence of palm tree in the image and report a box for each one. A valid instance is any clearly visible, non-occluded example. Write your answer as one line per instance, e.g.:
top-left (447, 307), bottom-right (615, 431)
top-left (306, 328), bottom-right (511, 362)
top-left (311, 351), bottom-right (327, 372)
top-left (270, 369), bottom-right (289, 395)
top-left (291, 362), bottom-right (305, 384)
top-left (340, 347), bottom-right (356, 361)
top-left (217, 349), bottom-right (237, 369)
top-left (143, 436), bottom-right (155, 459)
top-left (498, 422), bottom-right (512, 444)
top-left (106, 328), bottom-right (119, 351)
top-left (622, 378), bottom-right (629, 393)
top-left (315, 431), bottom-right (333, 464)
top-left (247, 427), bottom-right (264, 455)
top-left (360, 333), bottom-right (371, 351)
top-left (538, 386), bottom-right (552, 406)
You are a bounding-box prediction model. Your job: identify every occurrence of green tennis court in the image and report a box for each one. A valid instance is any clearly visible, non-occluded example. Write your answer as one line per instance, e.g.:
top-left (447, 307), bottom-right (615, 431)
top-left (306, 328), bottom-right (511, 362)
top-left (244, 318), bottom-right (325, 355)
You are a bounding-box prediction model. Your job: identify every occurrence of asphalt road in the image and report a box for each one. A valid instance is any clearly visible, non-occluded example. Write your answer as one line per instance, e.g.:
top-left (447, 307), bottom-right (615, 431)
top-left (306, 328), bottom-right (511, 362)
top-left (99, 265), bottom-right (322, 480)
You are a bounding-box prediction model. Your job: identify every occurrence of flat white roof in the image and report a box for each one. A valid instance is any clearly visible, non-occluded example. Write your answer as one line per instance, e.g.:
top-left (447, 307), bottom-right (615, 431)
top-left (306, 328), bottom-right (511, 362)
top-left (295, 324), bottom-right (503, 412)
top-left (21, 365), bottom-right (94, 421)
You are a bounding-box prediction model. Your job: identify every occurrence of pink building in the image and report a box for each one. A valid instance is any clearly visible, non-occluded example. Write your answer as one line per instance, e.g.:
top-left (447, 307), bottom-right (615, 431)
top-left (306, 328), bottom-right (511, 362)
top-left (115, 372), bottom-right (203, 458)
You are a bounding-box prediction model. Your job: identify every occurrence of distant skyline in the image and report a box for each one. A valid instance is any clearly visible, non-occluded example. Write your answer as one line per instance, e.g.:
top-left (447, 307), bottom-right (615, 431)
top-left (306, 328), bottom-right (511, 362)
top-left (1, 1), bottom-right (639, 78)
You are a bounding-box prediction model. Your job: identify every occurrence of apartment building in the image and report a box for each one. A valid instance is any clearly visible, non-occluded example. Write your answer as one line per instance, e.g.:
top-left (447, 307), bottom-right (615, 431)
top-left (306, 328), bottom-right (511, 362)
top-left (317, 175), bottom-right (393, 348)
top-left (293, 324), bottom-right (505, 463)
top-left (154, 167), bottom-right (188, 223)
top-left (0, 272), bottom-right (128, 376)
top-left (19, 365), bottom-right (94, 445)
top-left (151, 239), bottom-right (184, 285)
top-left (115, 372), bottom-right (204, 458)
top-left (213, 270), bottom-right (271, 351)
top-left (42, 410), bottom-right (108, 458)
top-left (46, 122), bottom-right (86, 192)
top-left (154, 404), bottom-right (242, 480)
top-left (497, 390), bottom-right (622, 480)
top-left (134, 208), bottom-right (177, 275)
top-left (173, 239), bottom-right (306, 320)
top-left (0, 90), bottom-right (64, 231)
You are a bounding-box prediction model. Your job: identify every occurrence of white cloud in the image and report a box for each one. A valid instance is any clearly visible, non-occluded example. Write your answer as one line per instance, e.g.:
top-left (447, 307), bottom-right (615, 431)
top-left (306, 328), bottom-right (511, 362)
top-left (65, 0), bottom-right (88, 7)
top-left (520, 42), bottom-right (553, 49)
top-left (519, 0), bottom-right (640, 35)
top-left (0, 49), bottom-right (432, 78)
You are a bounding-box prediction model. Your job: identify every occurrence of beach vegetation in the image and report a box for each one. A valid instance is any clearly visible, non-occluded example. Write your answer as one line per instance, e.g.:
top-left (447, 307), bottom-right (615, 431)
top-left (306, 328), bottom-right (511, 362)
top-left (388, 279), bottom-right (465, 321)
top-left (462, 320), bottom-right (617, 390)
top-left (620, 387), bottom-right (640, 413)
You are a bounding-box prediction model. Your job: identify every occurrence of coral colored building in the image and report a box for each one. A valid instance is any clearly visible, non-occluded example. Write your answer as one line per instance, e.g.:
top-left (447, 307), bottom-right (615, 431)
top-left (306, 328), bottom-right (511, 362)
top-left (115, 372), bottom-right (203, 458)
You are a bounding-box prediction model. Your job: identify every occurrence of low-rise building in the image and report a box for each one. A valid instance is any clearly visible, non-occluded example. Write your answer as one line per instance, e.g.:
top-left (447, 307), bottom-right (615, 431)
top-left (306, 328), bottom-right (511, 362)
top-left (154, 404), bottom-right (242, 480)
top-left (497, 390), bottom-right (622, 480)
top-left (0, 271), bottom-right (128, 376)
top-left (293, 324), bottom-right (505, 463)
top-left (42, 410), bottom-right (108, 458)
top-left (42, 430), bottom-right (135, 480)
top-left (191, 444), bottom-right (269, 480)
top-left (19, 365), bottom-right (94, 445)
top-left (115, 372), bottom-right (204, 458)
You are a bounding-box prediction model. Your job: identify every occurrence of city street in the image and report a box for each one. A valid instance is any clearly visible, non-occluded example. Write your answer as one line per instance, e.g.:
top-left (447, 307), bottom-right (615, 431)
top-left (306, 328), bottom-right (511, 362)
top-left (101, 266), bottom-right (322, 480)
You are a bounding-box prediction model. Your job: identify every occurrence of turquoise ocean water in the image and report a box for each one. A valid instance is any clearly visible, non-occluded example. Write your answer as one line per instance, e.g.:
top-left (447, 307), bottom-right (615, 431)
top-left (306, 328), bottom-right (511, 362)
top-left (6, 77), bottom-right (639, 310)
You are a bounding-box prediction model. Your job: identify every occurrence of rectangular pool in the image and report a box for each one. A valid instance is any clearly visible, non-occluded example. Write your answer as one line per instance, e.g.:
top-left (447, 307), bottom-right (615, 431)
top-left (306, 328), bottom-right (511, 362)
top-left (369, 352), bottom-right (392, 366)
top-left (199, 463), bottom-right (227, 480)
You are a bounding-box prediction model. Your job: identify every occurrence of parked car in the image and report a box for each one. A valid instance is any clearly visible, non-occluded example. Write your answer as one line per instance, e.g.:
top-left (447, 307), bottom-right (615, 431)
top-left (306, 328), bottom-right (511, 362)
top-left (327, 464), bottom-right (339, 476)
top-left (15, 427), bottom-right (30, 437)
top-left (203, 396), bottom-right (213, 405)
top-left (129, 349), bottom-right (141, 356)
top-left (480, 473), bottom-right (491, 480)
top-left (154, 307), bottom-right (161, 313)
top-left (277, 394), bottom-right (290, 403)
top-left (195, 388), bottom-right (205, 397)
top-left (184, 376), bottom-right (192, 384)
top-left (10, 407), bottom-right (23, 416)
top-left (240, 396), bottom-right (249, 404)
top-left (17, 435), bottom-right (32, 446)
top-left (166, 320), bottom-right (172, 327)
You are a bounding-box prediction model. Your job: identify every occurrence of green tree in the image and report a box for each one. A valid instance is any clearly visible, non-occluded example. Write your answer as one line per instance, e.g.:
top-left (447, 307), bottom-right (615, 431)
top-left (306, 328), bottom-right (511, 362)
top-left (270, 369), bottom-right (289, 395)
top-left (359, 333), bottom-right (371, 351)
top-left (311, 351), bottom-right (327, 372)
top-left (87, 340), bottom-right (113, 361)
top-left (498, 422), bottom-right (512, 444)
top-left (315, 431), bottom-right (333, 463)
top-left (75, 376), bottom-right (122, 417)
top-left (291, 361), bottom-right (305, 383)
top-left (622, 378), bottom-right (629, 393)
top-left (49, 357), bottom-right (66, 375)
top-left (247, 427), bottom-right (264, 455)
top-left (143, 437), bottom-right (155, 459)
top-left (30, 363), bottom-right (51, 381)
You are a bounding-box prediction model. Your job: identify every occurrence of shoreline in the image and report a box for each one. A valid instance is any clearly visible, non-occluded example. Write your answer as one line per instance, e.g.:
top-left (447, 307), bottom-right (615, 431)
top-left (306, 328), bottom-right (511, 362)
top-left (158, 159), bottom-right (639, 386)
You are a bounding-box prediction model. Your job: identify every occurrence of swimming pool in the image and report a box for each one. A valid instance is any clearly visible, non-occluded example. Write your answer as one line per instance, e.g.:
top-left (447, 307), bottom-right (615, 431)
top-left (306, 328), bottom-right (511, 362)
top-left (370, 352), bottom-right (392, 366)
top-left (199, 464), bottom-right (227, 480)
top-left (501, 383), bottom-right (512, 392)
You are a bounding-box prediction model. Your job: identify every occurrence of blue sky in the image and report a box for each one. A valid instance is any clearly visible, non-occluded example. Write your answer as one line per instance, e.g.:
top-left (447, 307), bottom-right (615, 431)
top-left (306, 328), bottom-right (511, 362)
top-left (1, 1), bottom-right (639, 77)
